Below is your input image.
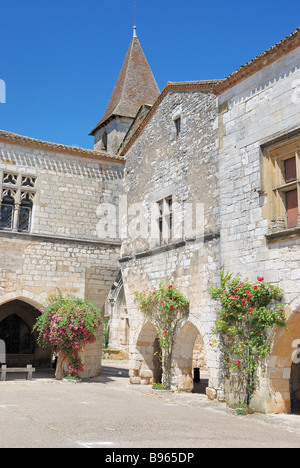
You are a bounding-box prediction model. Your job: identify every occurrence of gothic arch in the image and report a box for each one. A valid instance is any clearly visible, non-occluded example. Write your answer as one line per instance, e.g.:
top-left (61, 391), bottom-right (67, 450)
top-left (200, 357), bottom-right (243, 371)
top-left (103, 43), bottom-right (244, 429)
top-left (267, 297), bottom-right (300, 413)
top-left (0, 290), bottom-right (44, 309)
top-left (172, 321), bottom-right (209, 393)
top-left (0, 296), bottom-right (51, 369)
top-left (130, 321), bottom-right (160, 385)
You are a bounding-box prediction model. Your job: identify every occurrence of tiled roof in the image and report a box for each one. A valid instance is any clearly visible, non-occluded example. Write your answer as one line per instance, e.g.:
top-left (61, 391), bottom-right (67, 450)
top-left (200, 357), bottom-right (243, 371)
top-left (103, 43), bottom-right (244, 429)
top-left (89, 36), bottom-right (160, 136)
top-left (0, 130), bottom-right (125, 163)
top-left (120, 28), bottom-right (300, 155)
top-left (214, 27), bottom-right (300, 94)
top-left (120, 80), bottom-right (220, 156)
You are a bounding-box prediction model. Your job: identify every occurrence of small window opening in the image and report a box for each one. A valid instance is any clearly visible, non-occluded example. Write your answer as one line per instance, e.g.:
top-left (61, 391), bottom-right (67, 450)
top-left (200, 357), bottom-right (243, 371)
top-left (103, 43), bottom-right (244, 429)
top-left (174, 117), bottom-right (181, 138)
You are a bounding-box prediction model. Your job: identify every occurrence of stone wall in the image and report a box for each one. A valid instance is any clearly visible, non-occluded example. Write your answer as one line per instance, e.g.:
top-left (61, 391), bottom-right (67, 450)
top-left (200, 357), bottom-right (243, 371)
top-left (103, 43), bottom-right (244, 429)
top-left (217, 46), bottom-right (300, 412)
top-left (120, 86), bottom-right (223, 397)
top-left (0, 138), bottom-right (124, 378)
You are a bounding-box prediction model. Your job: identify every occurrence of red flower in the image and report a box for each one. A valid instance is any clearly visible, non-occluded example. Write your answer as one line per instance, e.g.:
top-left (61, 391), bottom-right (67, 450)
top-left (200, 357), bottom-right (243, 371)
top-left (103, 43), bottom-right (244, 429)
top-left (168, 285), bottom-right (173, 289)
top-left (257, 276), bottom-right (264, 282)
top-left (170, 305), bottom-right (174, 310)
top-left (254, 285), bottom-right (258, 290)
top-left (236, 360), bottom-right (241, 367)
top-left (164, 331), bottom-right (168, 336)
top-left (250, 308), bottom-right (254, 312)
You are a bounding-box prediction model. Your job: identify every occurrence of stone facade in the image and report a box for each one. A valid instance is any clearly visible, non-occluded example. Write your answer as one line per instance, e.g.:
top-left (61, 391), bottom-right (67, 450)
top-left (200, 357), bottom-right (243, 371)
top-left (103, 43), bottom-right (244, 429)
top-left (1, 26), bottom-right (300, 414)
top-left (0, 132), bottom-right (124, 378)
top-left (110, 29), bottom-right (300, 413)
top-left (216, 45), bottom-right (300, 413)
top-left (119, 83), bottom-right (222, 395)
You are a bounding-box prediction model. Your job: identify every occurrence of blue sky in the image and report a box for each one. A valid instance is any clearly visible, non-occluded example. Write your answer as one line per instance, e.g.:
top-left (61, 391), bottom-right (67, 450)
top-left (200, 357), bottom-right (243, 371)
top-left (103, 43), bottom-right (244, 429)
top-left (0, 0), bottom-right (299, 150)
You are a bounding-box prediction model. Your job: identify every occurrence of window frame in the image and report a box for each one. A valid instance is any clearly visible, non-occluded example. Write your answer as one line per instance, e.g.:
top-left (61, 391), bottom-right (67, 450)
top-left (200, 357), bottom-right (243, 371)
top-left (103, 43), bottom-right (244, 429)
top-left (0, 171), bottom-right (36, 233)
top-left (174, 117), bottom-right (181, 139)
top-left (262, 135), bottom-right (300, 233)
top-left (157, 196), bottom-right (173, 245)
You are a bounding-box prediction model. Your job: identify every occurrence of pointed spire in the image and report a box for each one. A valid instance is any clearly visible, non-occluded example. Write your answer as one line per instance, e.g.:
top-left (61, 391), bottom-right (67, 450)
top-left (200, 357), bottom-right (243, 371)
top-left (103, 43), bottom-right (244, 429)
top-left (89, 32), bottom-right (160, 136)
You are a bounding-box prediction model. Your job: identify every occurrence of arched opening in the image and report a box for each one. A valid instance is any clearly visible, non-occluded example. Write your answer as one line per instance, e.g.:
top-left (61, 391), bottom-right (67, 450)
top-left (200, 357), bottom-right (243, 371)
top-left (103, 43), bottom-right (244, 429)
top-left (104, 273), bottom-right (129, 359)
top-left (130, 321), bottom-right (160, 385)
top-left (268, 310), bottom-right (300, 414)
top-left (0, 300), bottom-right (53, 370)
top-left (172, 321), bottom-right (209, 393)
top-left (290, 357), bottom-right (300, 414)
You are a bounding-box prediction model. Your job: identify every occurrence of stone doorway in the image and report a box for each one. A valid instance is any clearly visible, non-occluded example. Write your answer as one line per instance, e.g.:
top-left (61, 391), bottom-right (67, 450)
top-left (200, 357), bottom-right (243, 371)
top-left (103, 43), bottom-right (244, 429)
top-left (0, 300), bottom-right (53, 369)
top-left (130, 321), bottom-right (159, 385)
top-left (267, 309), bottom-right (300, 413)
top-left (290, 359), bottom-right (300, 414)
top-left (172, 321), bottom-right (209, 393)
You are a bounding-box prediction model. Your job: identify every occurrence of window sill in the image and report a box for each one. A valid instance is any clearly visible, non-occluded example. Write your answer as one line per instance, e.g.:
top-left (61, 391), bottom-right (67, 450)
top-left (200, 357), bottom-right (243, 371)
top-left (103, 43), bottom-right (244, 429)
top-left (266, 226), bottom-right (300, 241)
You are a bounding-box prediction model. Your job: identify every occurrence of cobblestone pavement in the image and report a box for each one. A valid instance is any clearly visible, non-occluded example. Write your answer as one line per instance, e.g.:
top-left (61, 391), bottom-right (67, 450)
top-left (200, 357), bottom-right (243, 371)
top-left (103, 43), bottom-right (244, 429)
top-left (1, 360), bottom-right (300, 448)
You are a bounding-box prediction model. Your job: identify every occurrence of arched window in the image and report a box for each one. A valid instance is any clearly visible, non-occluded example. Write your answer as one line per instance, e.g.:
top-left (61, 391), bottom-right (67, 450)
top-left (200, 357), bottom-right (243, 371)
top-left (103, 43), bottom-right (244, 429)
top-left (0, 192), bottom-right (15, 230)
top-left (18, 193), bottom-right (33, 232)
top-left (0, 172), bottom-right (36, 233)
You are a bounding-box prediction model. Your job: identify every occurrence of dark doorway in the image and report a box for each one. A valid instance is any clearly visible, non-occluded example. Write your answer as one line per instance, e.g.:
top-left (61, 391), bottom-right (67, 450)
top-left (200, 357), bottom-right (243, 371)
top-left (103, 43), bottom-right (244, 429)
top-left (290, 360), bottom-right (300, 414)
top-left (0, 300), bottom-right (52, 369)
top-left (0, 314), bottom-right (34, 354)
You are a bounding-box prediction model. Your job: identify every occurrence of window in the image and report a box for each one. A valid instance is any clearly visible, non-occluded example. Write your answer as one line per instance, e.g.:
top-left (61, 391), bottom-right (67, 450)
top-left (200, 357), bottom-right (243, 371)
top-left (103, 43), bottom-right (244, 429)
top-left (174, 117), bottom-right (181, 138)
top-left (157, 196), bottom-right (173, 245)
top-left (263, 136), bottom-right (300, 232)
top-left (102, 131), bottom-right (108, 152)
top-left (0, 172), bottom-right (36, 233)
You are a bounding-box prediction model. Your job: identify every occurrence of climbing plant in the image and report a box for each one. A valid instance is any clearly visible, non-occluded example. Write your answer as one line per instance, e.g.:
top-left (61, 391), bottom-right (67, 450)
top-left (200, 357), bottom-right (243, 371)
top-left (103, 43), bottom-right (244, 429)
top-left (209, 267), bottom-right (287, 405)
top-left (33, 290), bottom-right (101, 377)
top-left (134, 281), bottom-right (189, 388)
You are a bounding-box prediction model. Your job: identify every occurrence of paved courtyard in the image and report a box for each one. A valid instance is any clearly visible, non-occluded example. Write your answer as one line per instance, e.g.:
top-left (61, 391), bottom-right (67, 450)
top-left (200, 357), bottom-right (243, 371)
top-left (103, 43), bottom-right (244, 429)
top-left (1, 360), bottom-right (300, 449)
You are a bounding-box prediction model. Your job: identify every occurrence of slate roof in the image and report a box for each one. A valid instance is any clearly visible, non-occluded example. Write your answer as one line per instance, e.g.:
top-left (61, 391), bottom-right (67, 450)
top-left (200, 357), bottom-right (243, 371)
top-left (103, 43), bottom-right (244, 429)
top-left (89, 34), bottom-right (160, 136)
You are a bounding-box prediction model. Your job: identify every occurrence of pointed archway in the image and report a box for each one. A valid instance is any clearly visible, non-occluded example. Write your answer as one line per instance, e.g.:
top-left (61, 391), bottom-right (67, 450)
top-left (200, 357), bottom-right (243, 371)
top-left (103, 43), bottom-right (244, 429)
top-left (130, 321), bottom-right (160, 385)
top-left (267, 308), bottom-right (300, 414)
top-left (172, 321), bottom-right (209, 393)
top-left (0, 300), bottom-right (52, 369)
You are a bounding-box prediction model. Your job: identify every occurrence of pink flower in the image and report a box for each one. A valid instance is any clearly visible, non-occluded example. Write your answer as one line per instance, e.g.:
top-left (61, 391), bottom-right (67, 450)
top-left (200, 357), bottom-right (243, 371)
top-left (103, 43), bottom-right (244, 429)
top-left (257, 276), bottom-right (264, 282)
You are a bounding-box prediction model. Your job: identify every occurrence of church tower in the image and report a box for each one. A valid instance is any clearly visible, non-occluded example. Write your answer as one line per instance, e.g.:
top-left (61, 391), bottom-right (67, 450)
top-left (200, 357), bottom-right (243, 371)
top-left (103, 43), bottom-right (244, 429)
top-left (89, 26), bottom-right (160, 154)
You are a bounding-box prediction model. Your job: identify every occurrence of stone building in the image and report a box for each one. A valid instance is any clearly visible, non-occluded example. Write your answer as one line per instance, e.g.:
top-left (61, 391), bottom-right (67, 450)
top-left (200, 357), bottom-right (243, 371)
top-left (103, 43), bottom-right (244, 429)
top-left (108, 27), bottom-right (300, 414)
top-left (215, 29), bottom-right (300, 413)
top-left (0, 130), bottom-right (124, 378)
top-left (1, 23), bottom-right (300, 414)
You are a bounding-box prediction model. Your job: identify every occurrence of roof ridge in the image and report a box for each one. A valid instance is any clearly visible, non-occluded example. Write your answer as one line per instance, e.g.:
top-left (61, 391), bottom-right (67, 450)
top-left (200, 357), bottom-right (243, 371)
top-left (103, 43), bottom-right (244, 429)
top-left (114, 37), bottom-right (136, 118)
top-left (215, 27), bottom-right (300, 94)
top-left (0, 130), bottom-right (125, 163)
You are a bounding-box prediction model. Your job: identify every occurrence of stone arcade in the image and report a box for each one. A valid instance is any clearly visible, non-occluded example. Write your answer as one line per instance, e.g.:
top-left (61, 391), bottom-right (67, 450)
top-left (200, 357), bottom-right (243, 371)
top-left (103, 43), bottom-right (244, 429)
top-left (1, 26), bottom-right (300, 413)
